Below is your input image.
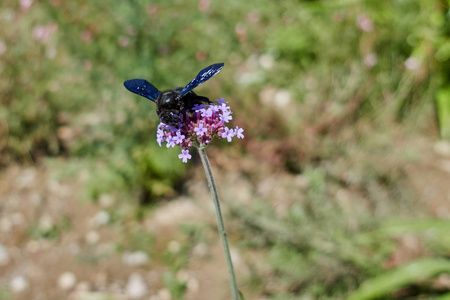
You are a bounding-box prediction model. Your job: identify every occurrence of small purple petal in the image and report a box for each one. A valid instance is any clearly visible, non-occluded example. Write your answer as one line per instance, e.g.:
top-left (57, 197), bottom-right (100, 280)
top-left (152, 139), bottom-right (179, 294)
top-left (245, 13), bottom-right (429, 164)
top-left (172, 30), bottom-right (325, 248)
top-left (220, 110), bottom-right (233, 123)
top-left (173, 131), bottom-right (186, 144)
top-left (221, 127), bottom-right (235, 142)
top-left (235, 126), bottom-right (244, 139)
top-left (217, 98), bottom-right (228, 105)
top-left (192, 104), bottom-right (205, 111)
top-left (167, 125), bottom-right (178, 133)
top-left (178, 149), bottom-right (192, 163)
top-left (166, 136), bottom-right (176, 148)
top-left (194, 123), bottom-right (208, 136)
top-left (157, 136), bottom-right (164, 147)
top-left (201, 107), bottom-right (213, 118)
top-left (210, 105), bottom-right (220, 113)
top-left (219, 103), bottom-right (231, 111)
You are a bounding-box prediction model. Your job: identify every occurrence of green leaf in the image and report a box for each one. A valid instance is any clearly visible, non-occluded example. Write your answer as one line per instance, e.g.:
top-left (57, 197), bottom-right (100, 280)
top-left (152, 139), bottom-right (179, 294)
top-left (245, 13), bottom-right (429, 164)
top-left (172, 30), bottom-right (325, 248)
top-left (239, 290), bottom-right (246, 300)
top-left (348, 257), bottom-right (450, 300)
top-left (437, 87), bottom-right (450, 140)
top-left (370, 218), bottom-right (450, 236)
top-left (436, 292), bottom-right (450, 300)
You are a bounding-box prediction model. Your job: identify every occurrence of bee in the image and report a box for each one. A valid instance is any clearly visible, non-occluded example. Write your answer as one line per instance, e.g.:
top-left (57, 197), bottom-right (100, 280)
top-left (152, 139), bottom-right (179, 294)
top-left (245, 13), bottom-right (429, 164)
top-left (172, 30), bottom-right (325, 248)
top-left (124, 63), bottom-right (224, 126)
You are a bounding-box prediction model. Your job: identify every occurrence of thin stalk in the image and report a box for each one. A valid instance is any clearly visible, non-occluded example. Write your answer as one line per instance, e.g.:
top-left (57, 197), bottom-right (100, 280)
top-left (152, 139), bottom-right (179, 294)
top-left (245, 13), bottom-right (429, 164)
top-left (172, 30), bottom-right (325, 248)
top-left (198, 147), bottom-right (240, 300)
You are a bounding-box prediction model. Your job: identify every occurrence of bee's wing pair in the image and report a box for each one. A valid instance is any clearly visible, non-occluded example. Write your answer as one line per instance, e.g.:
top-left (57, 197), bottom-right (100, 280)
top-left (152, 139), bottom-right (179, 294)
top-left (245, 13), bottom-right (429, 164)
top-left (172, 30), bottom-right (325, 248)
top-left (123, 63), bottom-right (224, 102)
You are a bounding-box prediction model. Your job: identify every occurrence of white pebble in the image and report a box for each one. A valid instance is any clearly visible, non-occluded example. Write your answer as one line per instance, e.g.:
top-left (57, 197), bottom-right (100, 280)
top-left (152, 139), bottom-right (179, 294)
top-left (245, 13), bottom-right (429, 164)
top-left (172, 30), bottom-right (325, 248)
top-left (0, 218), bottom-right (12, 232)
top-left (10, 275), bottom-right (28, 293)
top-left (187, 277), bottom-right (200, 293)
top-left (94, 211), bottom-right (110, 226)
top-left (230, 247), bottom-right (242, 267)
top-left (58, 271), bottom-right (77, 291)
top-left (39, 214), bottom-right (54, 230)
top-left (122, 251), bottom-right (149, 266)
top-left (434, 141), bottom-right (450, 157)
top-left (85, 230), bottom-right (100, 244)
top-left (192, 243), bottom-right (208, 257)
top-left (125, 273), bottom-right (147, 299)
top-left (157, 288), bottom-right (171, 300)
top-left (0, 244), bottom-right (9, 266)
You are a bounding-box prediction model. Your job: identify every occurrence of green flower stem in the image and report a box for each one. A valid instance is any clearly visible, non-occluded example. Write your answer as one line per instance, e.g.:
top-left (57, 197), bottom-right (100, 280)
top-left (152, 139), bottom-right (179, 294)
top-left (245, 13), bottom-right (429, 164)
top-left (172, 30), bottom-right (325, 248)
top-left (198, 148), bottom-right (240, 300)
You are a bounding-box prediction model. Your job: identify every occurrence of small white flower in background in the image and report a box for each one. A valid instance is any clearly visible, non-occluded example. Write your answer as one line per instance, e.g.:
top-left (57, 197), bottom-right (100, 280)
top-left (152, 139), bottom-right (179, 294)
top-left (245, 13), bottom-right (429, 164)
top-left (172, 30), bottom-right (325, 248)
top-left (32, 23), bottom-right (58, 43)
top-left (357, 13), bottom-right (374, 32)
top-left (274, 89), bottom-right (291, 108)
top-left (364, 53), bottom-right (378, 68)
top-left (259, 54), bottom-right (275, 70)
top-left (20, 0), bottom-right (33, 10)
top-left (405, 57), bottom-right (421, 70)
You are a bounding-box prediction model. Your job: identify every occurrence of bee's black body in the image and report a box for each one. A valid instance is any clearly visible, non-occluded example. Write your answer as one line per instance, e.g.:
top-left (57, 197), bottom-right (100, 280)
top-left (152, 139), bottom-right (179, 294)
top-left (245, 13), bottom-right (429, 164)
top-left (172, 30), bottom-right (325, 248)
top-left (156, 88), bottom-right (210, 126)
top-left (124, 63), bottom-right (224, 127)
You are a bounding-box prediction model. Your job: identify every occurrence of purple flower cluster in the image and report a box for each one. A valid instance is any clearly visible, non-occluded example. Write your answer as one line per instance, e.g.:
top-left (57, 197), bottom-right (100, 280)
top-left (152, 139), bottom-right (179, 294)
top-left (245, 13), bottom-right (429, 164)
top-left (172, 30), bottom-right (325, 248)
top-left (156, 98), bottom-right (244, 163)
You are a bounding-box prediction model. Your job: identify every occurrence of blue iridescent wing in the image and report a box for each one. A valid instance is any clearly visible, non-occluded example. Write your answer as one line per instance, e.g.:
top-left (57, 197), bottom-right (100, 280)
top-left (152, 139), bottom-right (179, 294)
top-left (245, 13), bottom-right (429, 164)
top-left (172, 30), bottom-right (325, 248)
top-left (123, 79), bottom-right (161, 102)
top-left (179, 63), bottom-right (224, 97)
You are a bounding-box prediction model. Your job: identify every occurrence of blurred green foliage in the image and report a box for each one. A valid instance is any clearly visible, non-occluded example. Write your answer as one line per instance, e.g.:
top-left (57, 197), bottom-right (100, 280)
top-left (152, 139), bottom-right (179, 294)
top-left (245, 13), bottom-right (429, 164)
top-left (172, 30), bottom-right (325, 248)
top-left (348, 257), bottom-right (450, 300)
top-left (232, 165), bottom-right (394, 299)
top-left (1, 0), bottom-right (449, 196)
top-left (1, 0), bottom-right (450, 298)
top-left (27, 214), bottom-right (72, 241)
top-left (233, 171), bottom-right (450, 299)
top-left (161, 223), bottom-right (207, 299)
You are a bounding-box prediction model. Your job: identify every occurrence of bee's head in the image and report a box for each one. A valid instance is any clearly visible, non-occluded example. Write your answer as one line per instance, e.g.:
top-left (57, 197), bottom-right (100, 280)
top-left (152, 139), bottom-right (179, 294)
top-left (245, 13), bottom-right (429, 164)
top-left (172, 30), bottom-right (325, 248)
top-left (158, 90), bottom-right (179, 109)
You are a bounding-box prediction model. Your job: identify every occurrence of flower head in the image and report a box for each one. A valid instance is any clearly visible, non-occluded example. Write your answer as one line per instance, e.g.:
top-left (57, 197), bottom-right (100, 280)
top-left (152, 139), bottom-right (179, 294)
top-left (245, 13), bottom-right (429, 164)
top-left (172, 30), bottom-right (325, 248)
top-left (156, 98), bottom-right (244, 163)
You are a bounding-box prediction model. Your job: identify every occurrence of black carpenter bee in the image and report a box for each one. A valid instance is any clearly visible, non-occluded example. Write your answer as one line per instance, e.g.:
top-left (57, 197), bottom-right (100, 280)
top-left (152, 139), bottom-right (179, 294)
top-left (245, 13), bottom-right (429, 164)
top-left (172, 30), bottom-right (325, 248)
top-left (123, 63), bottom-right (224, 126)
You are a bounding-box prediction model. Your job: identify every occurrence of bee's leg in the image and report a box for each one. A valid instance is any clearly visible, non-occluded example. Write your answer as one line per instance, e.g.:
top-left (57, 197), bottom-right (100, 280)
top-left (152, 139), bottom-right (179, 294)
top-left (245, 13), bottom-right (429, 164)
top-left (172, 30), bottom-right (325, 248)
top-left (183, 92), bottom-right (212, 111)
top-left (194, 96), bottom-right (212, 104)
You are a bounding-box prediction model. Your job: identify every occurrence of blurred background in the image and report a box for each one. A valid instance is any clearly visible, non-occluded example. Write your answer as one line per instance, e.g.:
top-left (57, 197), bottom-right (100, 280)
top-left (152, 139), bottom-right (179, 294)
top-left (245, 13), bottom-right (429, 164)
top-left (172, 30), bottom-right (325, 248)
top-left (1, 0), bottom-right (450, 299)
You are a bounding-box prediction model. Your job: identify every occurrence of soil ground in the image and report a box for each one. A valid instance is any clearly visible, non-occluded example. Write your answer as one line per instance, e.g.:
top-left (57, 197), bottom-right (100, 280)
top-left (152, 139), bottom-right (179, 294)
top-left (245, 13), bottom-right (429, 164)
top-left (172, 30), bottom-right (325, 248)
top-left (0, 139), bottom-right (449, 300)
